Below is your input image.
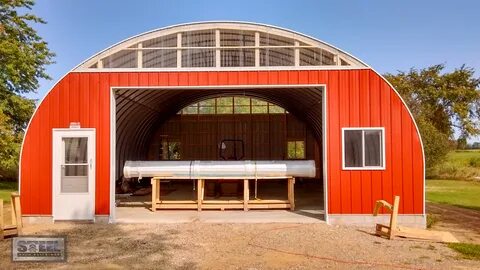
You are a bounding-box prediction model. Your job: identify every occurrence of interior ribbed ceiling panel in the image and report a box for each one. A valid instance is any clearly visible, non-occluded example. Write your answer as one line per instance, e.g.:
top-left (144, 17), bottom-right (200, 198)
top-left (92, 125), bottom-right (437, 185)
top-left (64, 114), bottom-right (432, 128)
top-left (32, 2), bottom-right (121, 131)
top-left (114, 87), bottom-right (323, 179)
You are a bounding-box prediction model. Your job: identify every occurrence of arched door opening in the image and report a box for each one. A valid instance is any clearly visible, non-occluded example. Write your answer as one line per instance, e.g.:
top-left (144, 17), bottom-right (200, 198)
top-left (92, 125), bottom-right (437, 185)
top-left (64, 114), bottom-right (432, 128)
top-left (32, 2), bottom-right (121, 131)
top-left (113, 86), bottom-right (325, 221)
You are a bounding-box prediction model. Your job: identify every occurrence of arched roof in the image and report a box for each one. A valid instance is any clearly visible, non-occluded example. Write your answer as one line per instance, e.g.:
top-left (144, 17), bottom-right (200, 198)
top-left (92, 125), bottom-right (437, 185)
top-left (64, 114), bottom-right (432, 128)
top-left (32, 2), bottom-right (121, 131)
top-left (75, 21), bottom-right (368, 70)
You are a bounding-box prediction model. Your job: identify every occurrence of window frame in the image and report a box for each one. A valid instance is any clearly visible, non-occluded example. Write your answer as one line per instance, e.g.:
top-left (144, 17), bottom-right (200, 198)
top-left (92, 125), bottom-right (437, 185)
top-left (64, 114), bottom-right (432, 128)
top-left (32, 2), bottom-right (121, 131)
top-left (341, 127), bottom-right (386, 170)
top-left (286, 140), bottom-right (306, 160)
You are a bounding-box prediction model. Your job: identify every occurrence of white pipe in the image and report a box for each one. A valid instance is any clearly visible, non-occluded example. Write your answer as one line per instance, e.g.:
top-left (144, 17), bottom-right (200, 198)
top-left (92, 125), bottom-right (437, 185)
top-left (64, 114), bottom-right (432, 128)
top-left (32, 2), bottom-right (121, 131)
top-left (123, 160), bottom-right (316, 179)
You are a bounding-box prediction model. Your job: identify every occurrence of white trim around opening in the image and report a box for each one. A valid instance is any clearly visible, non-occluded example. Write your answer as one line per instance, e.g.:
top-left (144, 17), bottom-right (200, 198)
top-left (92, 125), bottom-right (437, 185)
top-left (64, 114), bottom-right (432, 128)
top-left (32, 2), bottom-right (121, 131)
top-left (109, 84), bottom-right (328, 223)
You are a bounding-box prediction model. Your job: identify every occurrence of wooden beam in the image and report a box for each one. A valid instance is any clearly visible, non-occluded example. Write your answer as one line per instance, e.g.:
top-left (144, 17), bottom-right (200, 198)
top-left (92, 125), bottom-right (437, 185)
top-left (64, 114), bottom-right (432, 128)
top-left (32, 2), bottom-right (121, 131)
top-left (243, 179), bottom-right (249, 211)
top-left (156, 204), bottom-right (199, 209)
top-left (11, 193), bottom-right (22, 233)
top-left (288, 177), bottom-right (295, 210)
top-left (249, 199), bottom-right (289, 204)
top-left (151, 178), bottom-right (157, 212)
top-left (158, 200), bottom-right (197, 204)
top-left (0, 200), bottom-right (4, 239)
top-left (197, 179), bottom-right (203, 211)
top-left (389, 196), bottom-right (400, 239)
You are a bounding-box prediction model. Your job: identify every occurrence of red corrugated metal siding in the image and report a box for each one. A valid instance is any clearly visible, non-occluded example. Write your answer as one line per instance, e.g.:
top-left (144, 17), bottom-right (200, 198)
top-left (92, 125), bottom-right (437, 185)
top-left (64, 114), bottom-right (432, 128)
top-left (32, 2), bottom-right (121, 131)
top-left (20, 69), bottom-right (424, 215)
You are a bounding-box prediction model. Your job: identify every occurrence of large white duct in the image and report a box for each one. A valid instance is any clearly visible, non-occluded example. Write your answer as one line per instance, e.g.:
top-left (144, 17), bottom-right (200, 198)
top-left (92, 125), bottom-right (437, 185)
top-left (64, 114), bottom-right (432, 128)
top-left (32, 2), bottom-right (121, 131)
top-left (123, 160), bottom-right (316, 179)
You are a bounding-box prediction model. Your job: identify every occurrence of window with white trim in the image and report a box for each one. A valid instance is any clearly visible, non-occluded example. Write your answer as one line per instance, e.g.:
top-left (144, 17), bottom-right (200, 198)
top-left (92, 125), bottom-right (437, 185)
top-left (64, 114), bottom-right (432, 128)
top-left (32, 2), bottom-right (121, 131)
top-left (342, 128), bottom-right (384, 169)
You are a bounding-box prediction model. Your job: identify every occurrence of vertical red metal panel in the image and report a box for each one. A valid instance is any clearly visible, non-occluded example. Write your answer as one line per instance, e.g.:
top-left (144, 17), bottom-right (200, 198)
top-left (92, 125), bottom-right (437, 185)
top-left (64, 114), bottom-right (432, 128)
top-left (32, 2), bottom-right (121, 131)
top-left (288, 71), bottom-right (299, 84)
top-left (39, 93), bottom-right (51, 214)
top-left (207, 72), bottom-right (218, 85)
top-left (97, 73), bottom-right (111, 214)
top-left (138, 73), bottom-right (149, 86)
top-left (278, 71), bottom-right (289, 84)
top-left (238, 72), bottom-right (248, 85)
top-left (268, 71), bottom-right (279, 84)
top-left (178, 72), bottom-right (189, 86)
top-left (390, 95), bottom-right (404, 213)
top-left (218, 71), bottom-right (229, 85)
top-left (128, 72), bottom-right (139, 86)
top-left (369, 71), bottom-right (383, 209)
top-left (412, 128), bottom-right (424, 214)
top-left (258, 71), bottom-right (268, 84)
top-left (401, 107), bottom-right (414, 213)
top-left (338, 71), bottom-right (351, 213)
top-left (358, 70), bottom-right (373, 213)
top-left (69, 73), bottom-right (80, 122)
top-left (298, 71), bottom-right (308, 84)
top-left (348, 70), bottom-right (362, 213)
top-left (187, 72), bottom-right (198, 86)
top-left (228, 72), bottom-right (238, 85)
top-left (327, 70), bottom-right (341, 214)
top-left (89, 73), bottom-right (99, 135)
top-left (79, 75), bottom-right (90, 127)
top-left (380, 81), bottom-right (393, 203)
top-left (168, 72), bottom-right (179, 86)
top-left (148, 72), bottom-right (159, 85)
top-left (247, 71), bottom-right (258, 84)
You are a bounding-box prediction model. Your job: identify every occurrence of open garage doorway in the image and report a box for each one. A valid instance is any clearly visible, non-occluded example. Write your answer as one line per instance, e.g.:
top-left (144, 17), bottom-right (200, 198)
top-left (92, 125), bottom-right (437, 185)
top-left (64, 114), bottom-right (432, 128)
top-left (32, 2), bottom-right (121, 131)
top-left (111, 85), bottom-right (326, 222)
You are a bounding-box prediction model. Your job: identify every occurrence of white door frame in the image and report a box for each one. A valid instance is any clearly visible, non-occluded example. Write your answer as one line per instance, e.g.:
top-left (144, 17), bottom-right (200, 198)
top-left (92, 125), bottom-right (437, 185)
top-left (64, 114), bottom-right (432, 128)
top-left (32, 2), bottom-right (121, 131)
top-left (109, 85), bottom-right (328, 223)
top-left (52, 128), bottom-right (96, 221)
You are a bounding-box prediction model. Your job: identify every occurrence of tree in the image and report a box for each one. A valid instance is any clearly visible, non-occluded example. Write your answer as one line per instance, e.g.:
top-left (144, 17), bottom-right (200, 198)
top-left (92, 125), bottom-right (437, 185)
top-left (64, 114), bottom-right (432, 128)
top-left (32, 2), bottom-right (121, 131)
top-left (384, 64), bottom-right (480, 168)
top-left (0, 0), bottom-right (54, 179)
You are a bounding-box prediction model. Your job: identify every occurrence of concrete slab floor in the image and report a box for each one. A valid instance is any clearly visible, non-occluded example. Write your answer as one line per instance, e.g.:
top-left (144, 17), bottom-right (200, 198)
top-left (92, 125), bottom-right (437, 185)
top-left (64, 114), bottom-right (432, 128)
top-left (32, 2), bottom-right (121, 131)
top-left (114, 207), bottom-right (325, 224)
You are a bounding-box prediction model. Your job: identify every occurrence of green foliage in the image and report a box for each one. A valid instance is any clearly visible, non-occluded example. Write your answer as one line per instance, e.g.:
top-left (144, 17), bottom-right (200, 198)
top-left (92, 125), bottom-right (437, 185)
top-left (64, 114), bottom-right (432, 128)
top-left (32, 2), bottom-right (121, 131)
top-left (448, 243), bottom-right (480, 260)
top-left (427, 150), bottom-right (480, 180)
top-left (469, 157), bottom-right (480, 168)
top-left (426, 180), bottom-right (480, 211)
top-left (0, 0), bottom-right (54, 179)
top-left (426, 214), bottom-right (438, 229)
top-left (385, 64), bottom-right (480, 168)
top-left (0, 181), bottom-right (17, 202)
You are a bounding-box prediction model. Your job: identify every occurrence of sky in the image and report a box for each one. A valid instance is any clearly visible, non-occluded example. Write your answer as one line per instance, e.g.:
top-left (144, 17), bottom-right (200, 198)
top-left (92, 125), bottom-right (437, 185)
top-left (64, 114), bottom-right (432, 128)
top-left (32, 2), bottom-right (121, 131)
top-left (30, 0), bottom-right (480, 103)
top-left (32, 0), bottom-right (480, 99)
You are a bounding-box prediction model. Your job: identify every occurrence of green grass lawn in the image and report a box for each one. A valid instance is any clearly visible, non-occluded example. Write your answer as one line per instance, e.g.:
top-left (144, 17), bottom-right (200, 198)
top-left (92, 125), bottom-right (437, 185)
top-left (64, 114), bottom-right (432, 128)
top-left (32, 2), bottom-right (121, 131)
top-left (426, 180), bottom-right (480, 211)
top-left (0, 181), bottom-right (18, 203)
top-left (448, 243), bottom-right (480, 260)
top-left (427, 150), bottom-right (480, 180)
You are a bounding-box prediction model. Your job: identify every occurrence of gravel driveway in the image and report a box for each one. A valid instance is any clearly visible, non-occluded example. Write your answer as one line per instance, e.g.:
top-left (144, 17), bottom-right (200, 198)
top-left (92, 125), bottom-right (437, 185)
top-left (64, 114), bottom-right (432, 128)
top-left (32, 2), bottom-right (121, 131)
top-left (1, 222), bottom-right (479, 269)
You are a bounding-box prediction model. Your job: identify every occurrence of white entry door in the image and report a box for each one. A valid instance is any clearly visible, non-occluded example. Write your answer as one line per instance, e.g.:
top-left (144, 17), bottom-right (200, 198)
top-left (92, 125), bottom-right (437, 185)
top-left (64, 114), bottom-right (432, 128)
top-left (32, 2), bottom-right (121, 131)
top-left (52, 129), bottom-right (95, 221)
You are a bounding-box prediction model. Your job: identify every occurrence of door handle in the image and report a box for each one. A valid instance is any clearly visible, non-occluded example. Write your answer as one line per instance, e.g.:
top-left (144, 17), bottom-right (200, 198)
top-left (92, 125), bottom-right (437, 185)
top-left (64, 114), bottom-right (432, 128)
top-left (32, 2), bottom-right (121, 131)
top-left (89, 159), bottom-right (93, 169)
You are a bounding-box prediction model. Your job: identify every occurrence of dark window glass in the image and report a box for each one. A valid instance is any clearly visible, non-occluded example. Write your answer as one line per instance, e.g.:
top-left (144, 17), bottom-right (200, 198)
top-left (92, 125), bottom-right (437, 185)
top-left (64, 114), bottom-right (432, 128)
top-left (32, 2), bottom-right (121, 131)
top-left (365, 130), bottom-right (382, 166)
top-left (344, 130), bottom-right (363, 167)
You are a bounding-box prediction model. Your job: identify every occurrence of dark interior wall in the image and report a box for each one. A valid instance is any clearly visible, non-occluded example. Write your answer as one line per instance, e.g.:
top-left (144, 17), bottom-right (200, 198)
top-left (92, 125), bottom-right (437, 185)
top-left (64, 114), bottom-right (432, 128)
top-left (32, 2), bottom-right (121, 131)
top-left (147, 113), bottom-right (321, 177)
top-left (114, 87), bottom-right (324, 180)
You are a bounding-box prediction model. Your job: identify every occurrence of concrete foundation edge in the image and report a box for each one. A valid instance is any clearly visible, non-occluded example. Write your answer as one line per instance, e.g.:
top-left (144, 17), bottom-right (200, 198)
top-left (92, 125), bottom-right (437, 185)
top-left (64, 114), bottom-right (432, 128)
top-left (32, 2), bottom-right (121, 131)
top-left (327, 214), bottom-right (426, 229)
top-left (22, 215), bottom-right (110, 224)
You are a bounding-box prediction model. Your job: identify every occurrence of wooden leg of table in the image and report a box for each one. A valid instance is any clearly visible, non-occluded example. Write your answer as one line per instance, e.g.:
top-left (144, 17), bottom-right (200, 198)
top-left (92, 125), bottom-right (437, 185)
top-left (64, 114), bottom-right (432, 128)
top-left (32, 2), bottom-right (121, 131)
top-left (243, 179), bottom-right (249, 211)
top-left (197, 179), bottom-right (203, 211)
top-left (157, 179), bottom-right (161, 204)
top-left (151, 178), bottom-right (157, 212)
top-left (288, 178), bottom-right (295, 211)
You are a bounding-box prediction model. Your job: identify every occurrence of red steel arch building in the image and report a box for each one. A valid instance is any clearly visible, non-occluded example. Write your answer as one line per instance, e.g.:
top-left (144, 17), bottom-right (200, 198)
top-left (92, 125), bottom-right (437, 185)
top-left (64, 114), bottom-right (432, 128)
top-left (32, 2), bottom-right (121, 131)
top-left (20, 22), bottom-right (425, 226)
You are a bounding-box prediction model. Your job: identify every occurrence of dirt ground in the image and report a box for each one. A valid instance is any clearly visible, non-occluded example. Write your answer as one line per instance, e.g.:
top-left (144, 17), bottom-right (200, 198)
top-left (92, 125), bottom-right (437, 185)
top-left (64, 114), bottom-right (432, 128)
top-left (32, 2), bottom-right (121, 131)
top-left (427, 202), bottom-right (480, 244)
top-left (1, 221), bottom-right (480, 270)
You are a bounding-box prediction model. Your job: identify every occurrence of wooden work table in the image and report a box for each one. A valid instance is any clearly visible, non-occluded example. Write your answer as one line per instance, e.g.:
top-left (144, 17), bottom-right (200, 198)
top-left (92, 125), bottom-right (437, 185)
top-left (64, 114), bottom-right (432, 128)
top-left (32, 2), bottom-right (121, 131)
top-left (150, 178), bottom-right (295, 212)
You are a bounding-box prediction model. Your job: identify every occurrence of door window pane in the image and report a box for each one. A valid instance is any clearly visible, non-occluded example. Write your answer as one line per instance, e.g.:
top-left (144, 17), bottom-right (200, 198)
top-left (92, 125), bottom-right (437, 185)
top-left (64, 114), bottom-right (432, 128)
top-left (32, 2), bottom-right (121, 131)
top-left (365, 130), bottom-right (382, 166)
top-left (344, 130), bottom-right (363, 167)
top-left (62, 137), bottom-right (89, 193)
top-left (64, 138), bottom-right (87, 163)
